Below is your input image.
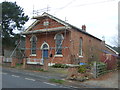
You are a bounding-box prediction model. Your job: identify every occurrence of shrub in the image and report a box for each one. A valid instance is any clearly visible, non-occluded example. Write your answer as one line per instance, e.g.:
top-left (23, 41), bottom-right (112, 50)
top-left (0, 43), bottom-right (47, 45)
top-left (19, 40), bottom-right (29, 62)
top-left (52, 64), bottom-right (68, 68)
top-left (16, 63), bottom-right (23, 67)
top-left (90, 61), bottom-right (106, 66)
top-left (78, 65), bottom-right (87, 73)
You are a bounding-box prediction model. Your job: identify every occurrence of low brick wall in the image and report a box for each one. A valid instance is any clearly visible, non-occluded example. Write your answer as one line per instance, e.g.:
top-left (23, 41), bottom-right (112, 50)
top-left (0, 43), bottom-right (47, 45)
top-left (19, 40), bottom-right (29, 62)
top-left (22, 58), bottom-right (48, 71)
top-left (3, 62), bottom-right (11, 67)
top-left (25, 64), bottom-right (43, 69)
top-left (0, 56), bottom-right (3, 64)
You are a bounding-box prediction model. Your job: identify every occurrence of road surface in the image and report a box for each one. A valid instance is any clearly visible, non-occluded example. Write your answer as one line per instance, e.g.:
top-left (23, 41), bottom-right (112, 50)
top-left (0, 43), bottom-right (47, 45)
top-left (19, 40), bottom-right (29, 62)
top-left (1, 67), bottom-right (79, 89)
top-left (3, 73), bottom-right (63, 88)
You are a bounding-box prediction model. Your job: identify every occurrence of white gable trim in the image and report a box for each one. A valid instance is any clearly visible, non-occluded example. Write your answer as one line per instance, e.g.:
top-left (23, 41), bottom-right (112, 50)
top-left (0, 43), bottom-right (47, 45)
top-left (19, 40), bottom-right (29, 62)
top-left (25, 20), bottom-right (39, 32)
top-left (22, 26), bottom-right (71, 34)
top-left (25, 12), bottom-right (70, 32)
top-left (105, 45), bottom-right (119, 55)
top-left (42, 13), bottom-right (69, 27)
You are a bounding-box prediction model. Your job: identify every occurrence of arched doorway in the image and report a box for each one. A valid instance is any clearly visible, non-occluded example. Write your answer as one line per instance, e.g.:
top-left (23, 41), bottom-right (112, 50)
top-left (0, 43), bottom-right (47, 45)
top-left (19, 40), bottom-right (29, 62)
top-left (41, 42), bottom-right (49, 59)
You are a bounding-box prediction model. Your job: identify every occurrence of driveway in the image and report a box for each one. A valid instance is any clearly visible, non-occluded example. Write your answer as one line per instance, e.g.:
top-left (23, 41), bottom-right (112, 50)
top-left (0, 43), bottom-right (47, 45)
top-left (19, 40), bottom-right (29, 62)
top-left (83, 70), bottom-right (119, 88)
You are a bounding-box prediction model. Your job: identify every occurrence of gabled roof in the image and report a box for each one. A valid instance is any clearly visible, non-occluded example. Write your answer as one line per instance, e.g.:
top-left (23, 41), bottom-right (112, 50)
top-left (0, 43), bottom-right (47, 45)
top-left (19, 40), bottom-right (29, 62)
top-left (105, 44), bottom-right (119, 55)
top-left (24, 12), bottom-right (102, 41)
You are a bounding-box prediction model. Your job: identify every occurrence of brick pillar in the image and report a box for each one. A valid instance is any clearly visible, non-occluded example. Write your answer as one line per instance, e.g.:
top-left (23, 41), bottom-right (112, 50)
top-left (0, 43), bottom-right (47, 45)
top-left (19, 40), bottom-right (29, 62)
top-left (0, 56), bottom-right (3, 64)
top-left (43, 59), bottom-right (48, 71)
top-left (11, 58), bottom-right (17, 67)
top-left (22, 58), bottom-right (26, 69)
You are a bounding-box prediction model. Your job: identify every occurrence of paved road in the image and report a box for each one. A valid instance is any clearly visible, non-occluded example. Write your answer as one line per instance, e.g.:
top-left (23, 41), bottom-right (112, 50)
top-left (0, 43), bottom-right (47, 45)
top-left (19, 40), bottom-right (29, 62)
top-left (1, 67), bottom-right (76, 89)
top-left (2, 73), bottom-right (63, 88)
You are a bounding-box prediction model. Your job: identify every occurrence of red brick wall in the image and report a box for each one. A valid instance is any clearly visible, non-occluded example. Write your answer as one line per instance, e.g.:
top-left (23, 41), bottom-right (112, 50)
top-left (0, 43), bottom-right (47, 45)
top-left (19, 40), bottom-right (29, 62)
top-left (70, 29), bottom-right (103, 63)
top-left (25, 27), bottom-right (118, 65)
top-left (25, 31), bottom-right (71, 64)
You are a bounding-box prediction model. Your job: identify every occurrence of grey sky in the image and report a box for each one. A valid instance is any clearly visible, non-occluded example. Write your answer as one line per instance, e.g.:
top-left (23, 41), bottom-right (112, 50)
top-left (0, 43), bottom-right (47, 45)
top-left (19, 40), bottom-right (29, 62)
top-left (1, 0), bottom-right (119, 46)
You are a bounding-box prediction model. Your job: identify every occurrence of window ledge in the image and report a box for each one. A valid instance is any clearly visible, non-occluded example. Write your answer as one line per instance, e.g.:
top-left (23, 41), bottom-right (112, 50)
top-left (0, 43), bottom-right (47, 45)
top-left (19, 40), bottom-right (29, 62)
top-left (30, 54), bottom-right (36, 56)
top-left (54, 55), bottom-right (63, 57)
top-left (79, 56), bottom-right (83, 58)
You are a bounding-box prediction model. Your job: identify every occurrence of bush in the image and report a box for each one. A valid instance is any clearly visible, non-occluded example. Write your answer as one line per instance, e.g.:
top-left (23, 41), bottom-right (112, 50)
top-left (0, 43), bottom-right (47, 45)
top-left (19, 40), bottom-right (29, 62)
top-left (52, 64), bottom-right (69, 68)
top-left (90, 61), bottom-right (106, 65)
top-left (78, 65), bottom-right (87, 73)
top-left (16, 63), bottom-right (23, 67)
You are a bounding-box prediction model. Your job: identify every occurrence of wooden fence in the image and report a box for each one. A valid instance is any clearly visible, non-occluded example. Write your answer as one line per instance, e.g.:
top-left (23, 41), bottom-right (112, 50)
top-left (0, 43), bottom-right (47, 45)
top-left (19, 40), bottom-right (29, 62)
top-left (92, 62), bottom-right (107, 78)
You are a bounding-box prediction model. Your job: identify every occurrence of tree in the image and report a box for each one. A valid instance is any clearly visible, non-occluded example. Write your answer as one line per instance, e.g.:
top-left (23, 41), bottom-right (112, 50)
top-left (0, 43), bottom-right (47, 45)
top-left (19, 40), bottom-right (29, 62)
top-left (2, 1), bottom-right (29, 47)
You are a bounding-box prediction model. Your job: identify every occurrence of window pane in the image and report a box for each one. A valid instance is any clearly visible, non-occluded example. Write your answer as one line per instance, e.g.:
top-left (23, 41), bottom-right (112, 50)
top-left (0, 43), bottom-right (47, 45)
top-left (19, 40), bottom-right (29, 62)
top-left (55, 34), bottom-right (63, 55)
top-left (79, 38), bottom-right (83, 56)
top-left (31, 36), bottom-right (37, 54)
top-left (32, 50), bottom-right (36, 54)
top-left (43, 44), bottom-right (48, 49)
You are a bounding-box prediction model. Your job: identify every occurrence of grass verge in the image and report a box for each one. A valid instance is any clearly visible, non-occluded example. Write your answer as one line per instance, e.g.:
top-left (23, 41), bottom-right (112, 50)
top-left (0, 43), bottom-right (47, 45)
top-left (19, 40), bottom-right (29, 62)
top-left (49, 79), bottom-right (65, 84)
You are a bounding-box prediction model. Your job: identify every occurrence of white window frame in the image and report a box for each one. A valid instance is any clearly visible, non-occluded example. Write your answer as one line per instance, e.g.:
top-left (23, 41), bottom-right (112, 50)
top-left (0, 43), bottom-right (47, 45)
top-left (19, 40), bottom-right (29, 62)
top-left (79, 37), bottom-right (83, 57)
top-left (40, 42), bottom-right (49, 50)
top-left (43, 21), bottom-right (49, 26)
top-left (54, 34), bottom-right (64, 56)
top-left (30, 35), bottom-right (37, 56)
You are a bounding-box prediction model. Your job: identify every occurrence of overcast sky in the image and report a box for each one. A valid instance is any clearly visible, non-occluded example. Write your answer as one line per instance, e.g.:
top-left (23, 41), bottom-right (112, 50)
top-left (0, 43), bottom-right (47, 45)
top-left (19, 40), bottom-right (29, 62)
top-left (1, 0), bottom-right (119, 46)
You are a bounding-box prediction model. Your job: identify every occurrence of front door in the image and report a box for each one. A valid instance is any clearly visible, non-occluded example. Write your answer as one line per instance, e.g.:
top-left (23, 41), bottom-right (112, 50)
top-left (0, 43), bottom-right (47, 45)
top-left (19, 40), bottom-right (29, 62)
top-left (43, 49), bottom-right (48, 59)
top-left (41, 42), bottom-right (49, 60)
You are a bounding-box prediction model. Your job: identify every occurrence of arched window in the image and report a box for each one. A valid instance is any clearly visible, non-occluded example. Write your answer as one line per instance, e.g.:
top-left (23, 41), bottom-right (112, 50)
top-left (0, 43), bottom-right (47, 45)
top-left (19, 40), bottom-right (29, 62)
top-left (54, 34), bottom-right (64, 55)
top-left (79, 37), bottom-right (83, 56)
top-left (30, 35), bottom-right (37, 55)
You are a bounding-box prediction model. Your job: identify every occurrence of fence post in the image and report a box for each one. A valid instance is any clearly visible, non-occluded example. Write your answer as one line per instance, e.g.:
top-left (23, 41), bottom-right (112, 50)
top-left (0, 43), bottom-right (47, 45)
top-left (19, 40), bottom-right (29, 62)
top-left (93, 62), bottom-right (97, 78)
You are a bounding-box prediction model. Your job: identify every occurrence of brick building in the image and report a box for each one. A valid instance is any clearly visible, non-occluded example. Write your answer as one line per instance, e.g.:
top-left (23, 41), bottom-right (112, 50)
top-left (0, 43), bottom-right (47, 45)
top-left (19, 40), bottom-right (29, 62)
top-left (22, 12), bottom-right (118, 66)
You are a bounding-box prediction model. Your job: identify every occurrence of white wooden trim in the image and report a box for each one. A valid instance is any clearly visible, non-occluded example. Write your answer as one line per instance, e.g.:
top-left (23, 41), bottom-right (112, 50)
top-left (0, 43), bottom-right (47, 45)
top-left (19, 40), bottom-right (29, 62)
top-left (79, 56), bottom-right (83, 58)
top-left (22, 26), bottom-right (70, 34)
top-left (48, 63), bottom-right (55, 66)
top-left (25, 20), bottom-right (39, 32)
top-left (54, 54), bottom-right (63, 57)
top-left (40, 42), bottom-right (50, 50)
top-left (27, 62), bottom-right (43, 65)
top-left (33, 12), bottom-right (69, 27)
top-left (30, 54), bottom-right (36, 56)
top-left (54, 33), bottom-right (64, 40)
top-left (105, 45), bottom-right (119, 55)
top-left (24, 12), bottom-right (71, 32)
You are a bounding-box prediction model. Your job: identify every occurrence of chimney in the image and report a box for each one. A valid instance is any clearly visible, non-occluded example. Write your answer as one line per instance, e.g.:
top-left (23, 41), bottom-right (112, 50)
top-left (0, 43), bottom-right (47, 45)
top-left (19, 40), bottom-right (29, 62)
top-left (82, 25), bottom-right (86, 31)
